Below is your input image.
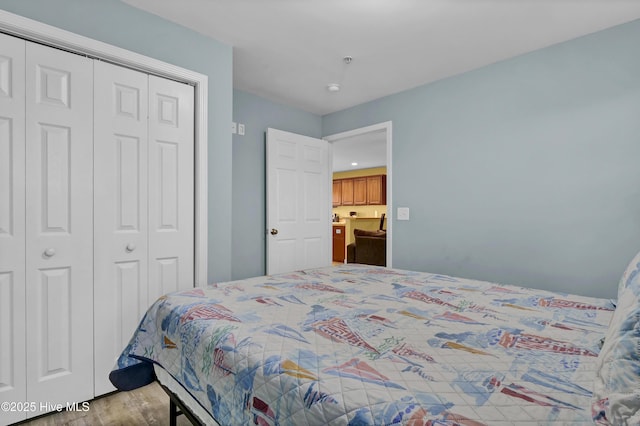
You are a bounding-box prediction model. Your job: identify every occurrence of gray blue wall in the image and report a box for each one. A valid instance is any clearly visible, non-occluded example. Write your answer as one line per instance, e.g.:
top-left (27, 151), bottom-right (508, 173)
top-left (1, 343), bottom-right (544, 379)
top-left (0, 0), bottom-right (234, 283)
top-left (232, 90), bottom-right (322, 279)
top-left (3, 1), bottom-right (639, 298)
top-left (323, 20), bottom-right (640, 299)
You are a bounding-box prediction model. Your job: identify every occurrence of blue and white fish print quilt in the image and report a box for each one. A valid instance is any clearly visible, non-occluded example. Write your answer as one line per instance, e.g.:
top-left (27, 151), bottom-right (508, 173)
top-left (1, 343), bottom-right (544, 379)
top-left (110, 265), bottom-right (615, 425)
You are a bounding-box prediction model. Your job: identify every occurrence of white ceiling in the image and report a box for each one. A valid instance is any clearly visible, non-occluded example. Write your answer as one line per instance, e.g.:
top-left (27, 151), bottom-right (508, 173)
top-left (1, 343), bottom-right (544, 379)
top-left (331, 130), bottom-right (387, 172)
top-left (123, 0), bottom-right (640, 116)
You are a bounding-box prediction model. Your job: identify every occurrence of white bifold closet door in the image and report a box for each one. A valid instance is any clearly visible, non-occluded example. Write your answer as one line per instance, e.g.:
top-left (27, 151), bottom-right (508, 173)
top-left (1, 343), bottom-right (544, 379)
top-left (93, 61), bottom-right (150, 396)
top-left (0, 32), bottom-right (196, 420)
top-left (25, 40), bottom-right (95, 416)
top-left (0, 36), bottom-right (94, 422)
top-left (0, 32), bottom-right (27, 426)
top-left (147, 73), bottom-right (195, 302)
top-left (93, 61), bottom-right (194, 395)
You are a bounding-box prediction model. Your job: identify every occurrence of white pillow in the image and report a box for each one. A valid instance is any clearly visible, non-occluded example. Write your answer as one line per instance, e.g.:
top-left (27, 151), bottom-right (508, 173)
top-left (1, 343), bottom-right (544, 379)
top-left (592, 251), bottom-right (640, 425)
top-left (617, 251), bottom-right (640, 296)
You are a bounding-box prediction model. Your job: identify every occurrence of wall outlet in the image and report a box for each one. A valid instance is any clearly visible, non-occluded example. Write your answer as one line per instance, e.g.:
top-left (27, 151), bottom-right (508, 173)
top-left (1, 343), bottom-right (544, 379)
top-left (397, 207), bottom-right (410, 221)
top-left (231, 122), bottom-right (237, 134)
top-left (238, 123), bottom-right (245, 136)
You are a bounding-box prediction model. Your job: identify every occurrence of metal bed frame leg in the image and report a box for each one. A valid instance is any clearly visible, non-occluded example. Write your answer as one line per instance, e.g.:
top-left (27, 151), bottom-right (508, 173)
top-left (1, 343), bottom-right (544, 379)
top-left (161, 383), bottom-right (204, 426)
top-left (170, 397), bottom-right (178, 426)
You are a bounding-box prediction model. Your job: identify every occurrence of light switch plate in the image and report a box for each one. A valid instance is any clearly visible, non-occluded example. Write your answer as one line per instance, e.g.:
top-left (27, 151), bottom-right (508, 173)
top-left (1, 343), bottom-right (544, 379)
top-left (231, 121), bottom-right (237, 134)
top-left (397, 207), bottom-right (410, 221)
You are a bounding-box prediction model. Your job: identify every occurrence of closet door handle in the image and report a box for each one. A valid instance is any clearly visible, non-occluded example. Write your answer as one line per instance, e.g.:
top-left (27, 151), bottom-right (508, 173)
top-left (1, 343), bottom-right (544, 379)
top-left (126, 243), bottom-right (136, 253)
top-left (43, 248), bottom-right (56, 258)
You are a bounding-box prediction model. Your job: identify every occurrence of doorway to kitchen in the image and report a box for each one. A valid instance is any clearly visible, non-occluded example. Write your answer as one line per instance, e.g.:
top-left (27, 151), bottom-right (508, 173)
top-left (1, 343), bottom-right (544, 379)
top-left (324, 121), bottom-right (392, 267)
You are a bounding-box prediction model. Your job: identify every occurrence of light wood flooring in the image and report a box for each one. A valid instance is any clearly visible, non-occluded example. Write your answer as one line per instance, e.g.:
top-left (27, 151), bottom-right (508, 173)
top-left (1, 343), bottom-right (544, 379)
top-left (14, 382), bottom-right (192, 426)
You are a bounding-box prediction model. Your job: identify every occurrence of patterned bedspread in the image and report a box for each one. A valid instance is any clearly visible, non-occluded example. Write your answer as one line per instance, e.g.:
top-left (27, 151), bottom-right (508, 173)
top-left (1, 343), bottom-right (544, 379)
top-left (110, 265), bottom-right (615, 425)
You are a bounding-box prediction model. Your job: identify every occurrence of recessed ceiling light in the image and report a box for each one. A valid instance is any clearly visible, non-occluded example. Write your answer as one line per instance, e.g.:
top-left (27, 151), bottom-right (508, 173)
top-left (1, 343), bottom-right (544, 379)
top-left (327, 83), bottom-right (340, 92)
top-left (351, 162), bottom-right (358, 166)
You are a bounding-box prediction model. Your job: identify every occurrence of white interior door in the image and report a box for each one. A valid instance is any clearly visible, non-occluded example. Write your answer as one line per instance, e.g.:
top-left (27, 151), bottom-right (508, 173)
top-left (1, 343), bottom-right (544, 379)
top-left (266, 128), bottom-right (331, 275)
top-left (148, 75), bottom-right (194, 301)
top-left (0, 32), bottom-right (27, 426)
top-left (24, 41), bottom-right (94, 413)
top-left (93, 61), bottom-right (149, 395)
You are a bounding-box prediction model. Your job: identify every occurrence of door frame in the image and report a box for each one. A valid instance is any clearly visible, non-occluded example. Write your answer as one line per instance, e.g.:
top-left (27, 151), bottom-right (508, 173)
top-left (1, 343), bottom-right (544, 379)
top-left (0, 10), bottom-right (208, 287)
top-left (324, 121), bottom-right (393, 267)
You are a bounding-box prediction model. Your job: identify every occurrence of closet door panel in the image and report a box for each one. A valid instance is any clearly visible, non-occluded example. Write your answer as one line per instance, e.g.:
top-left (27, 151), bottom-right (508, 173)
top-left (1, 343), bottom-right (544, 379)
top-left (93, 61), bottom-right (149, 396)
top-left (24, 42), bottom-right (94, 414)
top-left (0, 33), bottom-right (26, 426)
top-left (148, 76), bottom-right (194, 300)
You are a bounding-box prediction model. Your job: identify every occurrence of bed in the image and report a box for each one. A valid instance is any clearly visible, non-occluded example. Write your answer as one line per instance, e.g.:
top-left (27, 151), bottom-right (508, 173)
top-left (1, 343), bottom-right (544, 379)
top-left (110, 255), bottom-right (640, 425)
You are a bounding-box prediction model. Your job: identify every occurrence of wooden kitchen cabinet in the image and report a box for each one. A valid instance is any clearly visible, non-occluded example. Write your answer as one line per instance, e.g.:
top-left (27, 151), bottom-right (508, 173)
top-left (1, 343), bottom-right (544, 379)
top-left (341, 179), bottom-right (354, 206)
top-left (332, 180), bottom-right (342, 207)
top-left (366, 175), bottom-right (386, 205)
top-left (353, 177), bottom-right (367, 205)
top-left (333, 225), bottom-right (346, 262)
top-left (332, 175), bottom-right (386, 206)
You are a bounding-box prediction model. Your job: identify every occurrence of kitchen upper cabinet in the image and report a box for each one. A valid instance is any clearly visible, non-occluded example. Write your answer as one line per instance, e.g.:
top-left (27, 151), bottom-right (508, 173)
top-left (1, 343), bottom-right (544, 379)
top-left (341, 179), bottom-right (354, 206)
top-left (353, 178), bottom-right (367, 205)
top-left (332, 175), bottom-right (386, 206)
top-left (332, 180), bottom-right (342, 207)
top-left (366, 175), bottom-right (387, 205)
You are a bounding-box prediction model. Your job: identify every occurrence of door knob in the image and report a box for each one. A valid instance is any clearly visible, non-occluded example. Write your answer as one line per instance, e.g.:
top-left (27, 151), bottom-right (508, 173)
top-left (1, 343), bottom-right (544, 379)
top-left (270, 228), bottom-right (278, 236)
top-left (43, 248), bottom-right (56, 258)
top-left (126, 243), bottom-right (136, 253)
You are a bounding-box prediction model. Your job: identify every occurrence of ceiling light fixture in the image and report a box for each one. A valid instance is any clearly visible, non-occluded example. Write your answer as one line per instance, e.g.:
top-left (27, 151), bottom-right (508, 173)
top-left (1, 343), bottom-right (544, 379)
top-left (351, 162), bottom-right (358, 166)
top-left (326, 57), bottom-right (351, 94)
